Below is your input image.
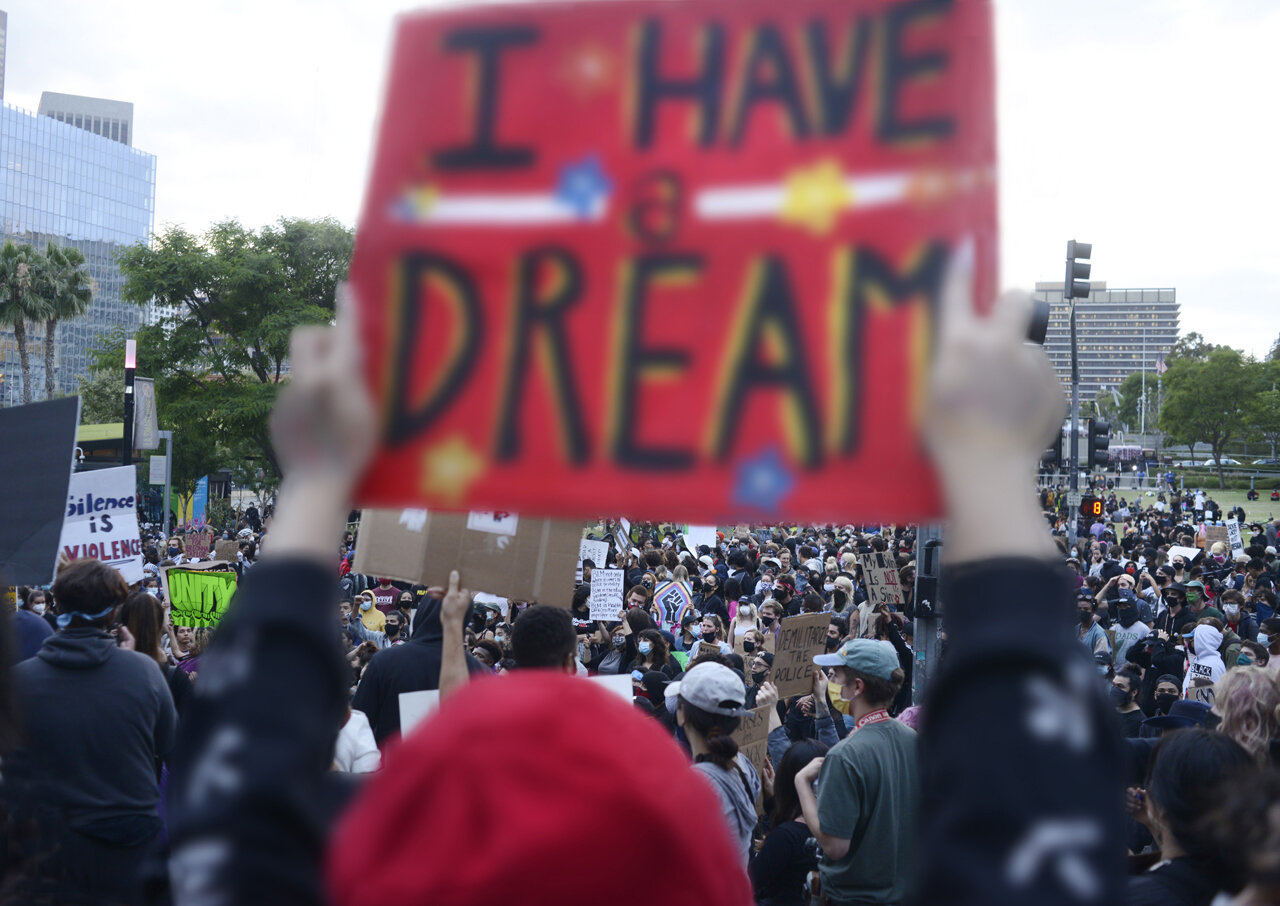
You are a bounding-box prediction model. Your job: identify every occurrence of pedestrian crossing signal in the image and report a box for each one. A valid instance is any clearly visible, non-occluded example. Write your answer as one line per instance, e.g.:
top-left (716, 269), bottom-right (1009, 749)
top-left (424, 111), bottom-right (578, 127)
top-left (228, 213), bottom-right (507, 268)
top-left (1079, 495), bottom-right (1103, 518)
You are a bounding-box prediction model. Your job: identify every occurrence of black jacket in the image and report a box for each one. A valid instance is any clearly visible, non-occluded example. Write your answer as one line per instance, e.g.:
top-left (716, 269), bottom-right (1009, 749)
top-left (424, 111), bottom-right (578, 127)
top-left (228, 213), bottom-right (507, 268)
top-left (351, 595), bottom-right (486, 746)
top-left (914, 559), bottom-right (1126, 905)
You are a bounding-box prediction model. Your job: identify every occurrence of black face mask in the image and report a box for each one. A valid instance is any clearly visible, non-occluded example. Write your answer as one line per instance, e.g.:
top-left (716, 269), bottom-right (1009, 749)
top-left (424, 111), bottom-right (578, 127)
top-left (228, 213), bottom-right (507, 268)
top-left (825, 636), bottom-right (840, 651)
top-left (751, 670), bottom-right (768, 686)
top-left (385, 624), bottom-right (401, 639)
top-left (742, 640), bottom-right (756, 654)
top-left (760, 616), bottom-right (776, 628)
top-left (1079, 610), bottom-right (1094, 627)
top-left (1154, 692), bottom-right (1178, 714)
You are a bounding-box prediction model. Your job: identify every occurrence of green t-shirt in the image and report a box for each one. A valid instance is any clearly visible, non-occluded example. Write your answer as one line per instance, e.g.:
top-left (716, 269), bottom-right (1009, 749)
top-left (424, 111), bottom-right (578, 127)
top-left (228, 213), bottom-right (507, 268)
top-left (816, 718), bottom-right (919, 905)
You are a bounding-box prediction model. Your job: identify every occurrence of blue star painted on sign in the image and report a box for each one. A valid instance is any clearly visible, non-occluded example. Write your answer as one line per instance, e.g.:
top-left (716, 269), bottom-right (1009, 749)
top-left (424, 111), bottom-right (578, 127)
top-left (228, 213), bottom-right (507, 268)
top-left (555, 154), bottom-right (612, 218)
top-left (733, 447), bottom-right (796, 512)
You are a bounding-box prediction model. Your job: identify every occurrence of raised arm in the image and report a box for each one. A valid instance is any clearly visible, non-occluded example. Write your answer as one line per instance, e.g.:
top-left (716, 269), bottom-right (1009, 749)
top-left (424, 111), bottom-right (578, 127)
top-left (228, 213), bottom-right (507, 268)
top-left (913, 250), bottom-right (1126, 905)
top-left (166, 288), bottom-right (377, 906)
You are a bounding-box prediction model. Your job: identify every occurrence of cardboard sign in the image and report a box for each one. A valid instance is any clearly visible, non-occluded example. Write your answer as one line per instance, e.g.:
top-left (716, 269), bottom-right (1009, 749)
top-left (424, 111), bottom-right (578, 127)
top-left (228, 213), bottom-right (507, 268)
top-left (859, 552), bottom-right (903, 609)
top-left (0, 398), bottom-right (79, 585)
top-left (349, 0), bottom-right (998, 526)
top-left (59, 465), bottom-right (145, 585)
top-left (731, 703), bottom-right (774, 778)
top-left (186, 531), bottom-right (213, 561)
top-left (353, 508), bottom-right (581, 603)
top-left (214, 539), bottom-right (239, 562)
top-left (590, 568), bottom-right (626, 621)
top-left (771, 612), bottom-right (829, 699)
top-left (165, 565), bottom-right (237, 628)
top-left (1167, 545), bottom-right (1202, 565)
top-left (1203, 525), bottom-right (1229, 550)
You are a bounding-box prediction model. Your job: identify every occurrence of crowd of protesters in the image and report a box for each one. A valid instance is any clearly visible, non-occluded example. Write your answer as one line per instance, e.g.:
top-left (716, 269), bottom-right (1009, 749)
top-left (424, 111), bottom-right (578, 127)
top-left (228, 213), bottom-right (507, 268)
top-left (1, 284), bottom-right (1278, 906)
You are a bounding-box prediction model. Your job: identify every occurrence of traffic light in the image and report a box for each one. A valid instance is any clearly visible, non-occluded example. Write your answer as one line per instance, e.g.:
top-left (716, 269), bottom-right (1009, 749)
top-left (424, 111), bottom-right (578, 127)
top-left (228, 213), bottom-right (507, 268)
top-left (1087, 418), bottom-right (1110, 469)
top-left (1066, 240), bottom-right (1091, 299)
top-left (1079, 494), bottom-right (1104, 519)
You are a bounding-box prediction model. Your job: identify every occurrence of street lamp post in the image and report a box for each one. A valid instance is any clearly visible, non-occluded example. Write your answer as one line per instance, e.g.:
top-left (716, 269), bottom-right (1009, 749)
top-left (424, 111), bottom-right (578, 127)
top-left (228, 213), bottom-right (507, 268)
top-left (123, 339), bottom-right (137, 467)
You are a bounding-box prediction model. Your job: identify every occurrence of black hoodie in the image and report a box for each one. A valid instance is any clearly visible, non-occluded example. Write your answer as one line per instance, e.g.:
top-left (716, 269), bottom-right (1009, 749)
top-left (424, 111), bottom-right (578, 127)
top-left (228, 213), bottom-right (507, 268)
top-left (10, 627), bottom-right (176, 824)
top-left (351, 595), bottom-right (486, 747)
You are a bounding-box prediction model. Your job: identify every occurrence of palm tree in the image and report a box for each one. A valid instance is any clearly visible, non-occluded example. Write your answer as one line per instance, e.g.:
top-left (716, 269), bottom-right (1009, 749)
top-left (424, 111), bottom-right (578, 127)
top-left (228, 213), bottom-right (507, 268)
top-left (0, 241), bottom-right (49, 405)
top-left (41, 243), bottom-right (94, 400)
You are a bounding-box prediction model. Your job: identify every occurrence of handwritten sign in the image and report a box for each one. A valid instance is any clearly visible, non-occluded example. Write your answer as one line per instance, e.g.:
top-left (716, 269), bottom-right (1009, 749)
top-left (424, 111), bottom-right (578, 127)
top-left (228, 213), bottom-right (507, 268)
top-left (732, 703), bottom-right (774, 778)
top-left (58, 465), bottom-right (144, 584)
top-left (166, 568), bottom-right (237, 628)
top-left (590, 568), bottom-right (626, 621)
top-left (771, 612), bottom-right (829, 699)
top-left (1227, 518), bottom-right (1245, 560)
top-left (577, 538), bottom-right (610, 584)
top-left (350, 0), bottom-right (998, 526)
top-left (185, 531), bottom-right (213, 561)
top-left (859, 552), bottom-right (903, 609)
top-left (214, 539), bottom-right (239, 562)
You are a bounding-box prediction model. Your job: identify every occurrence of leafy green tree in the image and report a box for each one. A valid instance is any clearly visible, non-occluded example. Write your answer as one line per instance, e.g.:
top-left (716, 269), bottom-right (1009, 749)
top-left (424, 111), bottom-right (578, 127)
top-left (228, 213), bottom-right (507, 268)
top-left (75, 365), bottom-right (125, 425)
top-left (116, 217), bottom-right (354, 479)
top-left (1166, 332), bottom-right (1217, 365)
top-left (0, 241), bottom-right (48, 404)
top-left (1159, 347), bottom-right (1257, 487)
top-left (1114, 371), bottom-right (1159, 431)
top-left (1269, 332), bottom-right (1280, 363)
top-left (39, 243), bottom-right (95, 401)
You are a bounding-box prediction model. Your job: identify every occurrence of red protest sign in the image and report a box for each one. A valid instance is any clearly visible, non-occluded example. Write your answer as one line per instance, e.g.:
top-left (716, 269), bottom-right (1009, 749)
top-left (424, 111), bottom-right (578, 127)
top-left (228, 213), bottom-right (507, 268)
top-left (350, 0), bottom-right (997, 525)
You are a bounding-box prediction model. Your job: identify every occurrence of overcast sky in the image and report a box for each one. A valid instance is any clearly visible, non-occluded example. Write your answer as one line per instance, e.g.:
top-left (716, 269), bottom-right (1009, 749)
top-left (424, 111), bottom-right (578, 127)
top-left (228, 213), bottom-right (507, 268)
top-left (5, 0), bottom-right (1276, 357)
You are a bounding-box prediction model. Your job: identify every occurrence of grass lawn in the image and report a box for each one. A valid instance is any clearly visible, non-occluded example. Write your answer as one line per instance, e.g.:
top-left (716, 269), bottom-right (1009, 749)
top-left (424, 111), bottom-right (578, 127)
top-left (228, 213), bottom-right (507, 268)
top-left (1107, 484), bottom-right (1280, 526)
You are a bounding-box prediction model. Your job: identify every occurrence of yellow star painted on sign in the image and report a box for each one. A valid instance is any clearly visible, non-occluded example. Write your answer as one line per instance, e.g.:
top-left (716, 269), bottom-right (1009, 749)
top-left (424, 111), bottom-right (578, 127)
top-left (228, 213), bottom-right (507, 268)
top-left (404, 184), bottom-right (439, 218)
top-left (779, 160), bottom-right (851, 236)
top-left (421, 435), bottom-right (486, 503)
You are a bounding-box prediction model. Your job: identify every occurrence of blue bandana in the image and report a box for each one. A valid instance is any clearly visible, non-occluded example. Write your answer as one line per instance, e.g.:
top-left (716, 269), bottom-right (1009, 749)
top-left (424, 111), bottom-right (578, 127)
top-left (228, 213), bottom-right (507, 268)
top-left (56, 605), bottom-right (117, 630)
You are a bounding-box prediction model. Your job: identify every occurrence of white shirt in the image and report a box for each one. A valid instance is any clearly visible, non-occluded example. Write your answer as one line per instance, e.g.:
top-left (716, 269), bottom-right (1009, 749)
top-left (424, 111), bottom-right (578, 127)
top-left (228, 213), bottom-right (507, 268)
top-left (333, 710), bottom-right (381, 773)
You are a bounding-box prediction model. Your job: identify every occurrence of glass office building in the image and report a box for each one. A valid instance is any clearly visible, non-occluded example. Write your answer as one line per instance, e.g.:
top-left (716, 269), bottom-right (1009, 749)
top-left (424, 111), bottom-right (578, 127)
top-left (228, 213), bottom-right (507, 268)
top-left (1037, 281), bottom-right (1179, 405)
top-left (0, 101), bottom-right (155, 400)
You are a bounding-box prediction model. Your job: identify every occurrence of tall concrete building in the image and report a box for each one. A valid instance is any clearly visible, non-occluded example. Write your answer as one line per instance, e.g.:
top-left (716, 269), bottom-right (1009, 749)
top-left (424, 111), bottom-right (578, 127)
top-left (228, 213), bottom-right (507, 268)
top-left (1036, 281), bottom-right (1179, 405)
top-left (38, 91), bottom-right (133, 146)
top-left (0, 101), bottom-right (155, 400)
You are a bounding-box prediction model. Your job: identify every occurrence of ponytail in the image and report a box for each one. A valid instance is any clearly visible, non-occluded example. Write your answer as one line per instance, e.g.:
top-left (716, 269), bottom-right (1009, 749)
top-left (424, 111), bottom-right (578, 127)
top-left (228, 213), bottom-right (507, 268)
top-left (683, 701), bottom-right (741, 770)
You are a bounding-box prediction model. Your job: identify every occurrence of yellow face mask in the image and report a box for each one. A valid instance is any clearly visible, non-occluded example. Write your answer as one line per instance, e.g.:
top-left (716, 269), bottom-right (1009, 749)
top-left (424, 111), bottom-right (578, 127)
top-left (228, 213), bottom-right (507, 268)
top-left (829, 685), bottom-right (851, 716)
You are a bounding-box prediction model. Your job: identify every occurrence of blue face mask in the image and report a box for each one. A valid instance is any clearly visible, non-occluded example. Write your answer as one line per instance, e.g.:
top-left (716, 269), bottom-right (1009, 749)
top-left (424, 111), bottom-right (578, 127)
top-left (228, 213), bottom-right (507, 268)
top-left (1238, 654), bottom-right (1253, 666)
top-left (360, 600), bottom-right (372, 611)
top-left (638, 641), bottom-right (653, 655)
top-left (1260, 633), bottom-right (1271, 647)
